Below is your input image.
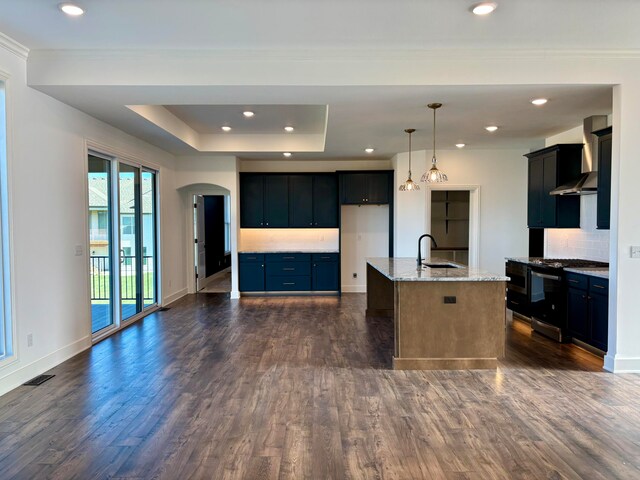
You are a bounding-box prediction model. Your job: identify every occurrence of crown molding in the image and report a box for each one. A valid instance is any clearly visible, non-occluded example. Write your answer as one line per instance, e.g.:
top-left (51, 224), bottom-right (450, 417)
top-left (28, 47), bottom-right (640, 63)
top-left (0, 32), bottom-right (29, 60)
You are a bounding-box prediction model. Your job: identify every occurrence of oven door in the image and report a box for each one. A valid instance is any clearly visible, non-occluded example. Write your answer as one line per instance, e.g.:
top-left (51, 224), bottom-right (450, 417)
top-left (506, 261), bottom-right (527, 295)
top-left (529, 269), bottom-right (565, 328)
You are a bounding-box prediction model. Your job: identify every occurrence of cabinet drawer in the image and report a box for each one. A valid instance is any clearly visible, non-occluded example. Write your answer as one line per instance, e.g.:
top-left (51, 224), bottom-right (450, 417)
top-left (589, 277), bottom-right (609, 294)
top-left (265, 253), bottom-right (311, 263)
top-left (239, 253), bottom-right (264, 263)
top-left (565, 273), bottom-right (588, 290)
top-left (266, 262), bottom-right (311, 277)
top-left (312, 253), bottom-right (339, 262)
top-left (506, 290), bottom-right (529, 317)
top-left (266, 276), bottom-right (311, 291)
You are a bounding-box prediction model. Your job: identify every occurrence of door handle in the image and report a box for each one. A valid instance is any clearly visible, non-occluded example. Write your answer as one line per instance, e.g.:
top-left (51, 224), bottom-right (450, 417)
top-left (531, 271), bottom-right (561, 281)
top-left (283, 268), bottom-right (295, 271)
top-left (568, 279), bottom-right (579, 284)
top-left (283, 282), bottom-right (295, 285)
top-left (593, 284), bottom-right (606, 289)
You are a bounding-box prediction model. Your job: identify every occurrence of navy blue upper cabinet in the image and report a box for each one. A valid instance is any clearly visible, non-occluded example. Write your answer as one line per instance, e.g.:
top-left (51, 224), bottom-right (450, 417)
top-left (312, 174), bottom-right (339, 227)
top-left (525, 145), bottom-right (582, 228)
top-left (340, 172), bottom-right (390, 205)
top-left (241, 173), bottom-right (338, 228)
top-left (263, 175), bottom-right (289, 227)
top-left (240, 174), bottom-right (265, 228)
top-left (595, 127), bottom-right (612, 230)
top-left (289, 175), bottom-right (314, 227)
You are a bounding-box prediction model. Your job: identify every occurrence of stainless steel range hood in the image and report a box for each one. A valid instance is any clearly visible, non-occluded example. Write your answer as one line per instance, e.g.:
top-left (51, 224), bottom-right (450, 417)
top-left (550, 171), bottom-right (598, 196)
top-left (550, 115), bottom-right (607, 196)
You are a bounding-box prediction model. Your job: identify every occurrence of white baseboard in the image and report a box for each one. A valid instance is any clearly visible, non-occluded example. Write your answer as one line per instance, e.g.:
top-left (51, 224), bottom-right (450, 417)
top-left (341, 285), bottom-right (366, 293)
top-left (163, 287), bottom-right (188, 306)
top-left (0, 335), bottom-right (91, 397)
top-left (603, 354), bottom-right (640, 373)
top-left (230, 290), bottom-right (240, 300)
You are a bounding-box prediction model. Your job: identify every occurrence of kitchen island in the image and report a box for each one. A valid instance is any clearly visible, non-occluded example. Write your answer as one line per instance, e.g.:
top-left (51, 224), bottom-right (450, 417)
top-left (367, 258), bottom-right (509, 370)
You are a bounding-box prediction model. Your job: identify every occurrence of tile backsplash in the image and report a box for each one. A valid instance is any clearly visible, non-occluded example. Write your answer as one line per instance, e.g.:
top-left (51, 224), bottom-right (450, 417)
top-left (545, 195), bottom-right (610, 262)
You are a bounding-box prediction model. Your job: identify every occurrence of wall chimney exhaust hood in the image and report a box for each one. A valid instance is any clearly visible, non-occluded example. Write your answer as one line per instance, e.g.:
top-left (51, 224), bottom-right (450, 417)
top-left (550, 115), bottom-right (608, 196)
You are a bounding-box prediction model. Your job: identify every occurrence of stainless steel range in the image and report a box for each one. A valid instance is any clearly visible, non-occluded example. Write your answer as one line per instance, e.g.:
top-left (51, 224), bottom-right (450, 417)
top-left (528, 258), bottom-right (608, 341)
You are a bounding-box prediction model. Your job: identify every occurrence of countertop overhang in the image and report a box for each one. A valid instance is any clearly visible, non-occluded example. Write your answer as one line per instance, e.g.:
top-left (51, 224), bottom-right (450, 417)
top-left (367, 257), bottom-right (509, 282)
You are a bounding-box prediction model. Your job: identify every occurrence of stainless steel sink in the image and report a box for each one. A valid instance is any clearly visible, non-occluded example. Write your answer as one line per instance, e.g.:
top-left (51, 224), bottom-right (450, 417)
top-left (422, 263), bottom-right (461, 269)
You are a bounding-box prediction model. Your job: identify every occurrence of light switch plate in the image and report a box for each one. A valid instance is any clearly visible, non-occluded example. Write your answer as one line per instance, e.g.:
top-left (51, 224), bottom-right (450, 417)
top-left (631, 246), bottom-right (640, 258)
top-left (75, 245), bottom-right (83, 256)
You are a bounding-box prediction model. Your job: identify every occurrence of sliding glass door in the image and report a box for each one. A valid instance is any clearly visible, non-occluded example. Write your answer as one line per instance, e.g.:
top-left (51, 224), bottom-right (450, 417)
top-left (119, 163), bottom-right (142, 321)
top-left (88, 155), bottom-right (114, 334)
top-left (141, 170), bottom-right (157, 309)
top-left (88, 152), bottom-right (158, 337)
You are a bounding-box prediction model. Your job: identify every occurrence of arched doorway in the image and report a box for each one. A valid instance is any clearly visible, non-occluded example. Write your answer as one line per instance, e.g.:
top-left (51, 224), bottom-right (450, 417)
top-left (177, 183), bottom-right (237, 297)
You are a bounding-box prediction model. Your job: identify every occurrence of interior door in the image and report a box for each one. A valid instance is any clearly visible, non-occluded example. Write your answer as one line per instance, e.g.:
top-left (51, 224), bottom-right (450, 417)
top-left (196, 195), bottom-right (207, 291)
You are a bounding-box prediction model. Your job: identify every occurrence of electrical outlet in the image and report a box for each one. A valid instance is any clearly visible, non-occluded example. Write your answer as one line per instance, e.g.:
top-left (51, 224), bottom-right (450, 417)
top-left (27, 334), bottom-right (33, 347)
top-left (353, 273), bottom-right (358, 278)
top-left (74, 245), bottom-right (83, 256)
top-left (631, 246), bottom-right (640, 258)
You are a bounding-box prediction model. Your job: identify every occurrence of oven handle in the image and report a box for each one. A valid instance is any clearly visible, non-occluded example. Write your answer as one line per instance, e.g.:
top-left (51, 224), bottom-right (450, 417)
top-left (530, 271), bottom-right (562, 282)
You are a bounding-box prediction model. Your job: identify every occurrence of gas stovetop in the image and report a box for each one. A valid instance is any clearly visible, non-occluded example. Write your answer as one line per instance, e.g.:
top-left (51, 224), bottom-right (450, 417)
top-left (530, 258), bottom-right (609, 269)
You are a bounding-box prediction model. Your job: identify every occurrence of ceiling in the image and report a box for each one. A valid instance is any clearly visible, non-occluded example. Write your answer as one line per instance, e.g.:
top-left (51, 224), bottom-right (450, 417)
top-left (0, 1), bottom-right (621, 159)
top-left (1, 0), bottom-right (639, 51)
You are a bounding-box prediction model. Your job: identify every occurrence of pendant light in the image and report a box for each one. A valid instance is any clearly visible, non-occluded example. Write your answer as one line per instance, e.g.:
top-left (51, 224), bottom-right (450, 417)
top-left (399, 128), bottom-right (420, 191)
top-left (421, 103), bottom-right (448, 183)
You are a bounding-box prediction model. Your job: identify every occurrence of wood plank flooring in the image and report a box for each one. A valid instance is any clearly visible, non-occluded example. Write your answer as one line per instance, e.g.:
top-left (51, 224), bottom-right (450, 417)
top-left (1, 293), bottom-right (639, 479)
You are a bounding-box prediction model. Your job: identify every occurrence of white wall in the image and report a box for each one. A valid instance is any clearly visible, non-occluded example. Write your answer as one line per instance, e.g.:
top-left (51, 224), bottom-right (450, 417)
top-left (239, 159), bottom-right (392, 172)
top-left (544, 124), bottom-right (611, 262)
top-left (393, 148), bottom-right (529, 275)
top-left (0, 46), bottom-right (183, 396)
top-left (173, 156), bottom-right (240, 298)
top-left (340, 205), bottom-right (389, 292)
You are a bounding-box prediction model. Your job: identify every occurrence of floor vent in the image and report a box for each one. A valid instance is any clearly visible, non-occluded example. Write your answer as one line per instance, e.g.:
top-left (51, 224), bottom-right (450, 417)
top-left (23, 374), bottom-right (55, 386)
top-left (158, 307), bottom-right (171, 312)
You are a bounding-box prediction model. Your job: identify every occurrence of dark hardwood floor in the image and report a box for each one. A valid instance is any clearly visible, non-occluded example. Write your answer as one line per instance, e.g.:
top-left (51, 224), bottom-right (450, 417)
top-left (1, 294), bottom-right (639, 479)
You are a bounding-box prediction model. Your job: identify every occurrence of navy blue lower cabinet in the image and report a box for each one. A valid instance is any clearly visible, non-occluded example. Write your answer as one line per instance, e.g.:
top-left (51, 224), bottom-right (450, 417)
top-left (312, 261), bottom-right (339, 291)
top-left (239, 253), bottom-right (265, 292)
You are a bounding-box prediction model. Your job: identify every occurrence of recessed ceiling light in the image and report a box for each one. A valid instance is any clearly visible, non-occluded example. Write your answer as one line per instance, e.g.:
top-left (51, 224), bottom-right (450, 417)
top-left (531, 98), bottom-right (548, 106)
top-left (471, 2), bottom-right (497, 15)
top-left (284, 126), bottom-right (295, 132)
top-left (221, 126), bottom-right (232, 132)
top-left (485, 125), bottom-right (499, 132)
top-left (365, 148), bottom-right (375, 154)
top-left (283, 152), bottom-right (292, 157)
top-left (59, 3), bottom-right (84, 16)
top-left (455, 143), bottom-right (466, 148)
top-left (243, 111), bottom-right (255, 118)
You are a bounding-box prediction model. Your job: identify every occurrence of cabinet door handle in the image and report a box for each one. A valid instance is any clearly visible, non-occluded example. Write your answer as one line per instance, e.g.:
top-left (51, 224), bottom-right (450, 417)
top-left (283, 256), bottom-right (294, 259)
top-left (582, 295), bottom-right (587, 299)
top-left (266, 222), bottom-right (269, 226)
top-left (568, 279), bottom-right (579, 284)
top-left (283, 282), bottom-right (295, 285)
top-left (593, 284), bottom-right (606, 289)
top-left (283, 268), bottom-right (295, 271)
top-left (511, 301), bottom-right (520, 305)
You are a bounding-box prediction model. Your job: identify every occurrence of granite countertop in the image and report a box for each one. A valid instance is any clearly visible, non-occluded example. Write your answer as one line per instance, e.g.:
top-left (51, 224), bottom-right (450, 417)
top-left (367, 257), bottom-right (509, 282)
top-left (564, 267), bottom-right (609, 279)
top-left (239, 250), bottom-right (339, 254)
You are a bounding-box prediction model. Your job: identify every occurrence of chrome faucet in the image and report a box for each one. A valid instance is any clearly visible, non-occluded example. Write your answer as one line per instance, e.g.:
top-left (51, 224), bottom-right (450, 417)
top-left (417, 234), bottom-right (438, 266)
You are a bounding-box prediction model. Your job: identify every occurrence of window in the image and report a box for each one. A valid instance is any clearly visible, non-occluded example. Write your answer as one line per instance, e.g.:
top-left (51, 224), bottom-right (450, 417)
top-left (97, 210), bottom-right (108, 230)
top-left (0, 79), bottom-right (13, 361)
top-left (122, 214), bottom-right (135, 235)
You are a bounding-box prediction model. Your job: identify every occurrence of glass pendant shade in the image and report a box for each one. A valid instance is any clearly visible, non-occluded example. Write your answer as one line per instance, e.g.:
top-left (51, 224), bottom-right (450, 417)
top-left (399, 128), bottom-right (420, 191)
top-left (423, 160), bottom-right (448, 183)
top-left (421, 103), bottom-right (448, 183)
